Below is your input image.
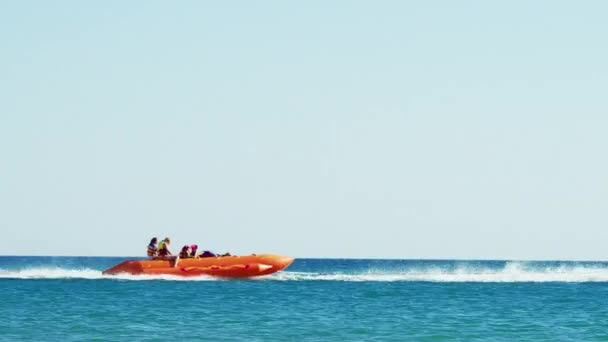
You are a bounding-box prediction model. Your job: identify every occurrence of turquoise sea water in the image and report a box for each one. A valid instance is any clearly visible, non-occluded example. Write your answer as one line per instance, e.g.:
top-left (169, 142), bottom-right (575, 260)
top-left (2, 257), bottom-right (608, 341)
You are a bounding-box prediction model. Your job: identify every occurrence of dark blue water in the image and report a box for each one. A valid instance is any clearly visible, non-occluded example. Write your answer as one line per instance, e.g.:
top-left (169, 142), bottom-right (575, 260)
top-left (2, 257), bottom-right (608, 341)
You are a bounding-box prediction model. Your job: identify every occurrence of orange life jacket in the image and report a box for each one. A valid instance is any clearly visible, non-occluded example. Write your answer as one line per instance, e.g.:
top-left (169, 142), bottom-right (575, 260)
top-left (147, 243), bottom-right (157, 257)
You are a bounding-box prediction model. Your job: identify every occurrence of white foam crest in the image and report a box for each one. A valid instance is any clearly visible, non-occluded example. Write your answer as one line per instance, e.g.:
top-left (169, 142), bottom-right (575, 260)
top-left (3, 262), bottom-right (608, 282)
top-left (262, 262), bottom-right (608, 282)
top-left (0, 267), bottom-right (103, 279)
top-left (0, 267), bottom-right (217, 281)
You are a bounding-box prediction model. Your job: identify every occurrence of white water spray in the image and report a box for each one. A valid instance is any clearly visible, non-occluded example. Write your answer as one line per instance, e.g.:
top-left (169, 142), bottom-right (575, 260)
top-left (3, 262), bottom-right (608, 282)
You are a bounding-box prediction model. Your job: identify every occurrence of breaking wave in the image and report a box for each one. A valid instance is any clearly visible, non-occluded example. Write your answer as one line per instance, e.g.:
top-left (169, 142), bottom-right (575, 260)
top-left (3, 262), bottom-right (608, 282)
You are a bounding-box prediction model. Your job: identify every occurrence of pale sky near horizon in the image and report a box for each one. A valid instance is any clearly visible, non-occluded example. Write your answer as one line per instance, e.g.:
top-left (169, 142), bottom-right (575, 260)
top-left (1, 1), bottom-right (607, 259)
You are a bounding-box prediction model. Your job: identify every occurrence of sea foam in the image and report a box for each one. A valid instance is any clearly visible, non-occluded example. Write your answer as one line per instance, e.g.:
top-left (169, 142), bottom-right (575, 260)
top-left (0, 267), bottom-right (215, 281)
top-left (266, 262), bottom-right (608, 282)
top-left (2, 262), bottom-right (608, 282)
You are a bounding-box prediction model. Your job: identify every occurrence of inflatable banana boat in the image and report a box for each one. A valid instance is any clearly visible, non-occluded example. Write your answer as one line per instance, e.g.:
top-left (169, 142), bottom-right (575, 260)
top-left (102, 254), bottom-right (294, 278)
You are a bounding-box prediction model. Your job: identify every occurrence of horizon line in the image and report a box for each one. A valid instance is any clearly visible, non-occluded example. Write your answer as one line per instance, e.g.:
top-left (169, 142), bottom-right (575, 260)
top-left (1, 254), bottom-right (607, 263)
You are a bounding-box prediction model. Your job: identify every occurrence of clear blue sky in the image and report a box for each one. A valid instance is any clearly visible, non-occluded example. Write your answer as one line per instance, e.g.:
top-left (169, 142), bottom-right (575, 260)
top-left (1, 1), bottom-right (607, 259)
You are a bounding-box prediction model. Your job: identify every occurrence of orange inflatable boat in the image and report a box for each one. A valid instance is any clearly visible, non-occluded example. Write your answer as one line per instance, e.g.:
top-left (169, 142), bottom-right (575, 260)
top-left (102, 254), bottom-right (294, 278)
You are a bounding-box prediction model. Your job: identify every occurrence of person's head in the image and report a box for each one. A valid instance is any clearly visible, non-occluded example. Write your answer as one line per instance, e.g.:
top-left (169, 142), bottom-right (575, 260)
top-left (190, 244), bottom-right (198, 252)
top-left (181, 245), bottom-right (190, 253)
top-left (164, 237), bottom-right (171, 244)
top-left (150, 237), bottom-right (158, 244)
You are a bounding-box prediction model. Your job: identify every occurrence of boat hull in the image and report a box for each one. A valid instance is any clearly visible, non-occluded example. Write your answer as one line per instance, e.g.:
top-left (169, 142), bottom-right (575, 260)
top-left (102, 254), bottom-right (294, 278)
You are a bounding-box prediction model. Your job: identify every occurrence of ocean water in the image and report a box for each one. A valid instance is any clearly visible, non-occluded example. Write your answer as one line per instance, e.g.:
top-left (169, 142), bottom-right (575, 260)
top-left (1, 257), bottom-right (608, 341)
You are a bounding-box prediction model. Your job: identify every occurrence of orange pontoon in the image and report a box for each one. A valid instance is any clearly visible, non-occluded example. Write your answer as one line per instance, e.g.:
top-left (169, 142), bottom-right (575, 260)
top-left (102, 254), bottom-right (294, 278)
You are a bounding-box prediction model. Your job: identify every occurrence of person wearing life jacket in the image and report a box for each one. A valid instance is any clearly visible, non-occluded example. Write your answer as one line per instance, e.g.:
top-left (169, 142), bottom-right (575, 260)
top-left (189, 245), bottom-right (198, 258)
top-left (157, 237), bottom-right (172, 257)
top-left (157, 237), bottom-right (180, 267)
top-left (147, 237), bottom-right (158, 258)
top-left (199, 250), bottom-right (217, 258)
top-left (179, 245), bottom-right (191, 258)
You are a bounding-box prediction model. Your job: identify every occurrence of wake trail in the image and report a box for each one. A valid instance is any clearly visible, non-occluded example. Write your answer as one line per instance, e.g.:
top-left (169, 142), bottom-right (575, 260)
top-left (0, 267), bottom-right (216, 281)
top-left (3, 262), bottom-right (608, 282)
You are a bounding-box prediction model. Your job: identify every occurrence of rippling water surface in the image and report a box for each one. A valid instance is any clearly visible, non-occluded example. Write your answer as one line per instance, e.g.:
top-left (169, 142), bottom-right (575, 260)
top-left (2, 257), bottom-right (608, 341)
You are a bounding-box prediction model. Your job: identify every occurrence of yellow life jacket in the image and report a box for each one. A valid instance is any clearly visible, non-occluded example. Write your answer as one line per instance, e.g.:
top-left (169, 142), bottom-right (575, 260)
top-left (158, 240), bottom-right (169, 256)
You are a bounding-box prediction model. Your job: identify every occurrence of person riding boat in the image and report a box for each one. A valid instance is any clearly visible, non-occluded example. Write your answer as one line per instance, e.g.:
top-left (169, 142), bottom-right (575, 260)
top-left (179, 245), bottom-right (192, 258)
top-left (147, 237), bottom-right (158, 258)
top-left (157, 237), bottom-right (179, 267)
top-left (198, 250), bottom-right (232, 258)
top-left (158, 237), bottom-right (172, 257)
top-left (190, 245), bottom-right (198, 258)
top-left (199, 250), bottom-right (217, 258)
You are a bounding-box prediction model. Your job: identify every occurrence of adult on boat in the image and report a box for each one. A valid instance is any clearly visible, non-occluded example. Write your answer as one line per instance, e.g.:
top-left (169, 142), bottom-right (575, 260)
top-left (147, 237), bottom-right (158, 258)
top-left (158, 237), bottom-right (173, 257)
top-left (157, 237), bottom-right (179, 267)
top-left (198, 250), bottom-right (232, 258)
top-left (189, 245), bottom-right (198, 257)
top-left (179, 245), bottom-right (192, 258)
top-left (187, 243), bottom-right (229, 258)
